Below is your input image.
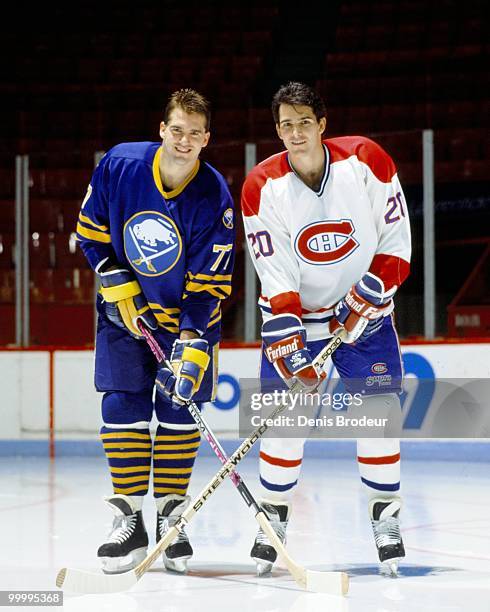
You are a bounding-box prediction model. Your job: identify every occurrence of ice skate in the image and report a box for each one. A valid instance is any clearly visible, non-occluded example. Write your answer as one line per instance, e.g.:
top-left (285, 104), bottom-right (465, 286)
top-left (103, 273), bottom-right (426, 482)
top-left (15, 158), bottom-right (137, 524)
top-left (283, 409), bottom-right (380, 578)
top-left (369, 496), bottom-right (405, 576)
top-left (156, 494), bottom-right (193, 573)
top-left (97, 494), bottom-right (149, 574)
top-left (251, 500), bottom-right (291, 576)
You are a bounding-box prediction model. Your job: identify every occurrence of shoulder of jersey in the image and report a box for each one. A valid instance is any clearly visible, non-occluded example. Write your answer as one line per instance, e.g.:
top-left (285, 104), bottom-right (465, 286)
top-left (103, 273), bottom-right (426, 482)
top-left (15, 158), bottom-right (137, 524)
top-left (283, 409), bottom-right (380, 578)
top-left (104, 141), bottom-right (159, 164)
top-left (326, 135), bottom-right (396, 183)
top-left (198, 160), bottom-right (233, 206)
top-left (241, 150), bottom-right (290, 216)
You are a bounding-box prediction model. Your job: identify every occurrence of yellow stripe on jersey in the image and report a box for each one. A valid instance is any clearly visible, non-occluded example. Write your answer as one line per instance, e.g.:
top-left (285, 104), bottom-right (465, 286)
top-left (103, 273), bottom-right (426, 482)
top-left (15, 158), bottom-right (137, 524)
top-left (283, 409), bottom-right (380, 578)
top-left (185, 282), bottom-right (231, 298)
top-left (154, 312), bottom-right (180, 325)
top-left (207, 312), bottom-right (222, 328)
top-left (149, 303), bottom-right (180, 316)
top-left (188, 272), bottom-right (232, 282)
top-left (78, 213), bottom-right (109, 232)
top-left (76, 222), bottom-right (112, 243)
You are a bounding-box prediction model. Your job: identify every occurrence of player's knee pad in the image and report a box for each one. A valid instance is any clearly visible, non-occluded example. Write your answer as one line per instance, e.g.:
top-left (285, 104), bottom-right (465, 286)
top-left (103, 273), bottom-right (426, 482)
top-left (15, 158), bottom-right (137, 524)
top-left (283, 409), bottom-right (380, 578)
top-left (101, 390), bottom-right (153, 425)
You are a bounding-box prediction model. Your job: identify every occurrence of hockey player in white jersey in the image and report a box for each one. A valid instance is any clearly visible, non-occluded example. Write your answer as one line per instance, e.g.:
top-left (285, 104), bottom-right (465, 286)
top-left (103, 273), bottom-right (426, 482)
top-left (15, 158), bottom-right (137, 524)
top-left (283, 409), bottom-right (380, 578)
top-left (241, 82), bottom-right (411, 576)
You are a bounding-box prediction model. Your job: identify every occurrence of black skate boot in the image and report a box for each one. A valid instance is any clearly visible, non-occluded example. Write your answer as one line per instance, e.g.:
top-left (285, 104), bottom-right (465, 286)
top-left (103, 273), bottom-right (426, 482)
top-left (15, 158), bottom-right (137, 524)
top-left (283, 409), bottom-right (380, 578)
top-left (369, 496), bottom-right (405, 576)
top-left (156, 494), bottom-right (193, 573)
top-left (250, 500), bottom-right (291, 576)
top-left (97, 494), bottom-right (149, 574)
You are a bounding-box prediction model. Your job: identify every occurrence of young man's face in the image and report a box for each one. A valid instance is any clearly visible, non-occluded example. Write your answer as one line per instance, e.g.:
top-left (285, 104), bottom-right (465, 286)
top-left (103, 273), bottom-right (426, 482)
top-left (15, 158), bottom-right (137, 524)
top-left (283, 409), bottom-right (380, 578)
top-left (276, 104), bottom-right (326, 156)
top-left (160, 107), bottom-right (210, 165)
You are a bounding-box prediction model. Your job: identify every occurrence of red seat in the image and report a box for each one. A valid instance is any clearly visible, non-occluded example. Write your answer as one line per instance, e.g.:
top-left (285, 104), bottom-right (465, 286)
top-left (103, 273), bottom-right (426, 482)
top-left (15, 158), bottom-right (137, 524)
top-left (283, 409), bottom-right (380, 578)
top-left (0, 233), bottom-right (14, 269)
top-left (377, 105), bottom-right (412, 131)
top-left (396, 24), bottom-right (424, 49)
top-left (256, 141), bottom-right (284, 164)
top-left (30, 269), bottom-right (55, 303)
top-left (335, 26), bottom-right (364, 52)
top-left (44, 169), bottom-right (91, 198)
top-left (179, 33), bottom-right (210, 57)
top-left (30, 233), bottom-right (55, 269)
top-left (448, 130), bottom-right (483, 161)
top-left (51, 268), bottom-right (94, 303)
top-left (209, 32), bottom-right (238, 55)
top-left (326, 107), bottom-right (347, 135)
top-left (198, 62), bottom-right (228, 87)
top-left (0, 200), bottom-right (15, 232)
top-left (204, 142), bottom-right (245, 168)
top-left (249, 108), bottom-right (275, 137)
top-left (346, 106), bottom-right (378, 133)
top-left (78, 58), bottom-right (105, 82)
top-left (29, 199), bottom-right (63, 233)
top-left (106, 58), bottom-right (136, 83)
top-left (60, 200), bottom-right (84, 233)
top-left (212, 110), bottom-right (247, 140)
top-left (230, 56), bottom-right (262, 82)
top-left (138, 58), bottom-right (165, 84)
top-left (325, 52), bottom-right (357, 76)
top-left (241, 31), bottom-right (272, 55)
top-left (0, 269), bottom-right (14, 303)
top-left (0, 170), bottom-right (15, 198)
top-left (54, 233), bottom-right (90, 269)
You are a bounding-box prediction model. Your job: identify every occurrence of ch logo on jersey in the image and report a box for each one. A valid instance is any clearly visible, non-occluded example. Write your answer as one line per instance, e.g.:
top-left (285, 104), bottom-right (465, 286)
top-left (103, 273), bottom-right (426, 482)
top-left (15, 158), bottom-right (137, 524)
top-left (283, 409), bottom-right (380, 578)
top-left (124, 211), bottom-right (182, 276)
top-left (294, 219), bottom-right (359, 265)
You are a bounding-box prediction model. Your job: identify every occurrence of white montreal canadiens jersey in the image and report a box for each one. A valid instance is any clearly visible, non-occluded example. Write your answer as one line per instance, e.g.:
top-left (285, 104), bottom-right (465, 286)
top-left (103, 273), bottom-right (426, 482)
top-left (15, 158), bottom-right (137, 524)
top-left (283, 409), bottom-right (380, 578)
top-left (241, 136), bottom-right (411, 341)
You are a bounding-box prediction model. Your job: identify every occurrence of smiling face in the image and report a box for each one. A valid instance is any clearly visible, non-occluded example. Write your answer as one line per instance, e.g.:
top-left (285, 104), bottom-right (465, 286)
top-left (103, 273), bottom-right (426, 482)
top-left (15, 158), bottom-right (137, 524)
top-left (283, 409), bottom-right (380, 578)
top-left (276, 103), bottom-right (326, 158)
top-left (159, 106), bottom-right (210, 166)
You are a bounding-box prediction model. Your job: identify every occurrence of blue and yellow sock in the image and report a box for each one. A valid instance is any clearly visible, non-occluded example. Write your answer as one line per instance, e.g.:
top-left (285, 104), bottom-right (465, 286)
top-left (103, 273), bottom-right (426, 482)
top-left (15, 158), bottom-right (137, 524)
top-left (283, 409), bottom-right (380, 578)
top-left (153, 425), bottom-right (201, 498)
top-left (100, 426), bottom-right (152, 496)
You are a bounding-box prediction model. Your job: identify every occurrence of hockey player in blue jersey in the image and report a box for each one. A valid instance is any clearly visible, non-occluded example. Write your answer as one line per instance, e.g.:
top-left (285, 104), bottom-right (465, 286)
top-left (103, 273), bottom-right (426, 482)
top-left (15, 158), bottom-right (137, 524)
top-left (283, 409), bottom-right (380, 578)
top-left (76, 89), bottom-right (235, 574)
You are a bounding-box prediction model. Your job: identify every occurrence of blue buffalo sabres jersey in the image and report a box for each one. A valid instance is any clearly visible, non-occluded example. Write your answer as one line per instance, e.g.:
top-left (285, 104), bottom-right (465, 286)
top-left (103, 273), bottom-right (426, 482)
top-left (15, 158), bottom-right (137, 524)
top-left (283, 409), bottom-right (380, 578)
top-left (76, 142), bottom-right (235, 343)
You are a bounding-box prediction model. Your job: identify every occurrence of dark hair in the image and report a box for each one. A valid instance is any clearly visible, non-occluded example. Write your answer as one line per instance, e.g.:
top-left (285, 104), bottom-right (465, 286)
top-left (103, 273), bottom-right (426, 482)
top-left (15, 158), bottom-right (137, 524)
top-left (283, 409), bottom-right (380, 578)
top-left (271, 81), bottom-right (326, 124)
top-left (164, 88), bottom-right (211, 131)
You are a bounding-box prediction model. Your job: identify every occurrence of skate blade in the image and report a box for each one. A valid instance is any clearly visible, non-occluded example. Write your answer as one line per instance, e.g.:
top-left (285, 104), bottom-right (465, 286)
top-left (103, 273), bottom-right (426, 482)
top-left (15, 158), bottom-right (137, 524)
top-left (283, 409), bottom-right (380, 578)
top-left (100, 547), bottom-right (148, 574)
top-left (163, 554), bottom-right (191, 574)
top-left (380, 558), bottom-right (401, 577)
top-left (252, 558), bottom-right (273, 576)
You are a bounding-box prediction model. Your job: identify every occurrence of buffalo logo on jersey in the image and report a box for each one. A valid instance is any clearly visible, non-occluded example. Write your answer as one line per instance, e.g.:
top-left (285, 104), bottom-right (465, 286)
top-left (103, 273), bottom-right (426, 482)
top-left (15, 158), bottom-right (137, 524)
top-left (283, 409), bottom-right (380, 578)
top-left (294, 219), bottom-right (359, 265)
top-left (123, 211), bottom-right (182, 276)
top-left (222, 208), bottom-right (234, 229)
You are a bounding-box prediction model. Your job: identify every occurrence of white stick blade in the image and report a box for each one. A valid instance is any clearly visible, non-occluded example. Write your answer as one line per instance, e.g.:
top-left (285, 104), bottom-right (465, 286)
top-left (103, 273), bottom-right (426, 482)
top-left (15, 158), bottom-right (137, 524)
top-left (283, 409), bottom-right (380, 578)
top-left (57, 567), bottom-right (138, 594)
top-left (305, 570), bottom-right (349, 596)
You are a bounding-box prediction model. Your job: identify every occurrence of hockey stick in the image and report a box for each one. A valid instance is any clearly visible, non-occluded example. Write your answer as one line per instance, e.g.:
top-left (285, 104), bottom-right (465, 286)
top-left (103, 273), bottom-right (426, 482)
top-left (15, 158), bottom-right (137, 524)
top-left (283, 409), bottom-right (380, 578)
top-left (289, 329), bottom-right (346, 393)
top-left (139, 324), bottom-right (348, 595)
top-left (55, 328), bottom-right (345, 594)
